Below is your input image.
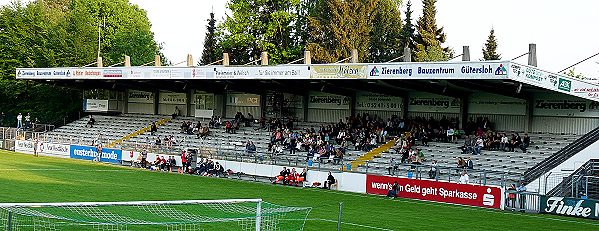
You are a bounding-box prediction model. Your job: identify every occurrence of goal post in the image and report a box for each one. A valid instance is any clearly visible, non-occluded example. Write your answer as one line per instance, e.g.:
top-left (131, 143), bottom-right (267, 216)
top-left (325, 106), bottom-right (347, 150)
top-left (0, 199), bottom-right (311, 231)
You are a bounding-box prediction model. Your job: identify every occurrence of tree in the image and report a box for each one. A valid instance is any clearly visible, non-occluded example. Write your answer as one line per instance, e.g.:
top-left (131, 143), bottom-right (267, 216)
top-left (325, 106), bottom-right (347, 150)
top-left (307, 0), bottom-right (378, 63)
top-left (482, 29), bottom-right (501, 60)
top-left (400, 0), bottom-right (416, 60)
top-left (199, 12), bottom-right (221, 65)
top-left (219, 0), bottom-right (303, 65)
top-left (414, 0), bottom-right (451, 62)
top-left (566, 68), bottom-right (585, 79)
top-left (0, 0), bottom-right (165, 126)
top-left (369, 0), bottom-right (403, 63)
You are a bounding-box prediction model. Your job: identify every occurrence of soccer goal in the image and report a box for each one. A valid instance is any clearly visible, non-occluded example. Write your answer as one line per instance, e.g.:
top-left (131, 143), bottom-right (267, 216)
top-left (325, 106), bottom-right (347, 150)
top-left (0, 199), bottom-right (311, 231)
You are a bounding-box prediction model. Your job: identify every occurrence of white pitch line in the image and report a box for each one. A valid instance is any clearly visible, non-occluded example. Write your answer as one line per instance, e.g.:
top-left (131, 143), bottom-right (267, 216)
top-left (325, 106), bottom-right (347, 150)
top-left (0, 168), bottom-right (135, 172)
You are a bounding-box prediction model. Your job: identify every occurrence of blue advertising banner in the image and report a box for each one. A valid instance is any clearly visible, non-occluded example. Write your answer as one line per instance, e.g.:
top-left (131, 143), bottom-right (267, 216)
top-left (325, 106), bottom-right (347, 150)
top-left (69, 145), bottom-right (122, 164)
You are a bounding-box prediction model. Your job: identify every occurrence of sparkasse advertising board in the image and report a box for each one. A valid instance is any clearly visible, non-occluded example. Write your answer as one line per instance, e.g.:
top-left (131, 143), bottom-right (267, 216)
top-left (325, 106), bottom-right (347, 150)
top-left (366, 174), bottom-right (503, 209)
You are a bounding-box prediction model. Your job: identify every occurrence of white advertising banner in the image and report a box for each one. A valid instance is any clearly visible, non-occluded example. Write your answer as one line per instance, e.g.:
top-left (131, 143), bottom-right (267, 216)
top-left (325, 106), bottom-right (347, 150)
top-left (308, 92), bottom-right (351, 110)
top-left (84, 99), bottom-right (109, 112)
top-left (16, 67), bottom-right (212, 80)
top-left (15, 141), bottom-right (69, 157)
top-left (408, 92), bottom-right (461, 113)
top-left (355, 91), bottom-right (403, 111)
top-left (122, 150), bottom-right (183, 166)
top-left (128, 90), bottom-right (154, 103)
top-left (367, 61), bottom-right (509, 79)
top-left (533, 93), bottom-right (599, 117)
top-left (213, 66), bottom-right (309, 79)
top-left (159, 92), bottom-right (187, 105)
top-left (509, 63), bottom-right (599, 102)
top-left (310, 65), bottom-right (368, 79)
top-left (226, 94), bottom-right (261, 107)
top-left (195, 109), bottom-right (214, 118)
top-left (468, 93), bottom-right (526, 115)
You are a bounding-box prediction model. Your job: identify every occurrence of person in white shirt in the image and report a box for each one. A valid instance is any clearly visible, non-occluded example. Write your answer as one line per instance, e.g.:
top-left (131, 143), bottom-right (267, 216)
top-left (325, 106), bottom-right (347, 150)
top-left (446, 127), bottom-right (455, 143)
top-left (500, 133), bottom-right (508, 151)
top-left (16, 113), bottom-right (22, 129)
top-left (24, 113), bottom-right (31, 129)
top-left (474, 137), bottom-right (483, 155)
top-left (459, 170), bottom-right (470, 184)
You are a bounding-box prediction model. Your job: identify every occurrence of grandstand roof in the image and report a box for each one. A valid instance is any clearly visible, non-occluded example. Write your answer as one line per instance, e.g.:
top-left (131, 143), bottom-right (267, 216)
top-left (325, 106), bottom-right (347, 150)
top-left (16, 61), bottom-right (599, 102)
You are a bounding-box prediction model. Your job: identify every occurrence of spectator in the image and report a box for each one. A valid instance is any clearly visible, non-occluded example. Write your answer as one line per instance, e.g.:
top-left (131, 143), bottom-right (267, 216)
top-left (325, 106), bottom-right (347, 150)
top-left (33, 138), bottom-right (39, 157)
top-left (520, 133), bottom-right (530, 153)
top-left (461, 136), bottom-right (473, 154)
top-left (429, 160), bottom-right (439, 179)
top-left (168, 156), bottom-right (176, 172)
top-left (459, 170), bottom-right (470, 184)
top-left (25, 113), bottom-right (31, 129)
top-left (273, 167), bottom-right (290, 185)
top-left (141, 150), bottom-right (148, 169)
top-left (286, 168), bottom-right (297, 185)
top-left (447, 127), bottom-right (456, 143)
top-left (180, 150), bottom-right (187, 173)
top-left (507, 184), bottom-right (517, 208)
top-left (95, 142), bottom-right (103, 162)
top-left (86, 115), bottom-right (95, 128)
top-left (323, 171), bottom-right (336, 190)
top-left (150, 122), bottom-right (157, 135)
top-left (508, 134), bottom-right (517, 152)
top-left (297, 168), bottom-right (307, 186)
top-left (466, 157), bottom-right (474, 169)
top-left (16, 113), bottom-right (22, 129)
top-left (172, 106), bottom-right (180, 119)
top-left (500, 133), bottom-right (508, 151)
top-left (387, 181), bottom-right (399, 198)
top-left (245, 140), bottom-right (256, 154)
top-left (474, 136), bottom-right (483, 155)
top-left (517, 181), bottom-right (527, 192)
top-left (456, 157), bottom-right (466, 169)
top-left (214, 162), bottom-right (224, 177)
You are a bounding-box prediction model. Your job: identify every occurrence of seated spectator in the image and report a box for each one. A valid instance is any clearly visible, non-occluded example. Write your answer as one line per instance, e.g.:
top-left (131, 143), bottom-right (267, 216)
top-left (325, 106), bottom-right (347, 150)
top-left (474, 136), bottom-right (483, 155)
top-left (273, 167), bottom-right (290, 185)
top-left (213, 162), bottom-right (225, 177)
top-left (456, 157), bottom-right (466, 169)
top-left (198, 126), bottom-right (210, 139)
top-left (86, 115), bottom-right (95, 128)
top-left (155, 136), bottom-right (162, 146)
top-left (245, 140), bottom-right (256, 154)
top-left (322, 172), bottom-right (336, 190)
top-left (508, 134), bottom-right (517, 152)
top-left (466, 157), bottom-right (473, 169)
top-left (225, 121), bottom-right (234, 134)
top-left (459, 170), bottom-right (470, 184)
top-left (333, 148), bottom-right (343, 164)
top-left (286, 168), bottom-right (297, 185)
top-left (500, 133), bottom-right (508, 151)
top-left (150, 122), bottom-right (157, 135)
top-left (387, 157), bottom-right (398, 175)
top-left (520, 133), bottom-right (530, 153)
top-left (297, 168), bottom-right (307, 186)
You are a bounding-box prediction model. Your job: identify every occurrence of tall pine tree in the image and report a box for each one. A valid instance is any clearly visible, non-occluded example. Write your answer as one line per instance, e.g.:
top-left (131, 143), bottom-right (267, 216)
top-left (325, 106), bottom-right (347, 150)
top-left (414, 0), bottom-right (451, 62)
top-left (399, 0), bottom-right (416, 60)
top-left (199, 12), bottom-right (220, 65)
top-left (368, 0), bottom-right (403, 63)
top-left (482, 28), bottom-right (501, 60)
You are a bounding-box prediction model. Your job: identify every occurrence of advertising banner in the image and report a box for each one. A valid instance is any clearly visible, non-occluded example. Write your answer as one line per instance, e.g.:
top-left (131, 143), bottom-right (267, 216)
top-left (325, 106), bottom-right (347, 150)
top-left (159, 92), bottom-right (187, 105)
top-left (541, 196), bottom-right (599, 220)
top-left (15, 141), bottom-right (69, 157)
top-left (70, 145), bottom-right (122, 163)
top-left (214, 66), bottom-right (309, 79)
top-left (122, 150), bottom-right (182, 166)
top-left (355, 92), bottom-right (403, 111)
top-left (15, 140), bottom-right (34, 154)
top-left (310, 65), bottom-right (367, 79)
top-left (84, 99), bottom-right (109, 112)
top-left (368, 61), bottom-right (509, 79)
top-left (308, 92), bottom-right (351, 110)
top-left (226, 94), bottom-right (261, 107)
top-left (408, 92), bottom-right (461, 113)
top-left (468, 92), bottom-right (526, 115)
top-left (533, 93), bottom-right (599, 117)
top-left (128, 90), bottom-right (154, 103)
top-left (366, 174), bottom-right (503, 209)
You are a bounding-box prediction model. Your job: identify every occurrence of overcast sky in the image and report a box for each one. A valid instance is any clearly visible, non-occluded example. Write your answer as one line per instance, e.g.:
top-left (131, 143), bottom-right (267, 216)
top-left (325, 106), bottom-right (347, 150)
top-left (2, 0), bottom-right (598, 77)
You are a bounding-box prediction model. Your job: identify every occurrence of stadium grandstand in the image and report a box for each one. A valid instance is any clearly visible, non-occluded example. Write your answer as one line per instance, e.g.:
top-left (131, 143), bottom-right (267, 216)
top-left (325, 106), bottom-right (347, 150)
top-left (3, 45), bottom-right (599, 221)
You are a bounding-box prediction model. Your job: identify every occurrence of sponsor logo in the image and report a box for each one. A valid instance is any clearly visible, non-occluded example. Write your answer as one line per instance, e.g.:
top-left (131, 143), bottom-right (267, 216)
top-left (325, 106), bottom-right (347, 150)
top-left (129, 91), bottom-right (153, 101)
top-left (558, 78), bottom-right (572, 92)
top-left (543, 197), bottom-right (598, 219)
top-left (535, 100), bottom-right (590, 112)
top-left (70, 145), bottom-right (122, 163)
top-left (417, 67), bottom-right (454, 75)
top-left (73, 70), bottom-right (101, 77)
top-left (461, 65), bottom-right (493, 74)
top-left (215, 69), bottom-right (249, 77)
top-left (52, 70), bottom-right (71, 77)
top-left (369, 66), bottom-right (380, 76)
top-left (494, 64), bottom-right (507, 76)
top-left (409, 98), bottom-right (460, 108)
top-left (511, 64), bottom-right (522, 77)
top-left (313, 65), bottom-right (366, 78)
top-left (103, 70), bottom-right (123, 78)
top-left (309, 96), bottom-right (351, 106)
top-left (17, 70), bottom-right (36, 78)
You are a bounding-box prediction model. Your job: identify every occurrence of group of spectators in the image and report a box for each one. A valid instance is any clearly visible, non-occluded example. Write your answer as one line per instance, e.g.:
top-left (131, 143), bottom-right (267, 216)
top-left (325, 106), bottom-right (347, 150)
top-left (460, 131), bottom-right (531, 155)
top-left (8, 112), bottom-right (38, 130)
top-left (273, 167), bottom-right (307, 186)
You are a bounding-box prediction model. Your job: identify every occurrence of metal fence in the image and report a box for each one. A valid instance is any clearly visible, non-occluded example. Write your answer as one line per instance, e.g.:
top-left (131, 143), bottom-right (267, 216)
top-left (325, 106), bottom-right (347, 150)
top-left (504, 190), bottom-right (541, 213)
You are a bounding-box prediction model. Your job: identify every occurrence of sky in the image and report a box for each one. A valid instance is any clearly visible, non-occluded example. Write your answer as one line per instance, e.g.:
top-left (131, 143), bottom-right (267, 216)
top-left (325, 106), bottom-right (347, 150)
top-left (2, 0), bottom-right (598, 77)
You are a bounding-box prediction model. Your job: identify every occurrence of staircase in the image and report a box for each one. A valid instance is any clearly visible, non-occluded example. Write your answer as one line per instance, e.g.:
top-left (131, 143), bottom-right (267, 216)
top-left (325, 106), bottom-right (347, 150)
top-left (548, 159), bottom-right (599, 199)
top-left (348, 139), bottom-right (397, 171)
top-left (524, 126), bottom-right (599, 184)
top-left (107, 118), bottom-right (171, 148)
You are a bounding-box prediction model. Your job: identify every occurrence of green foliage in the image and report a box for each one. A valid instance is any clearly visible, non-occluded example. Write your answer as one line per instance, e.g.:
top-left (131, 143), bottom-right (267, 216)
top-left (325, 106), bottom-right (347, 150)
top-left (219, 0), bottom-right (303, 65)
top-left (566, 68), bottom-right (585, 79)
top-left (482, 28), bottom-right (501, 60)
top-left (414, 0), bottom-right (451, 62)
top-left (400, 0), bottom-right (416, 60)
top-left (369, 0), bottom-right (403, 63)
top-left (199, 12), bottom-right (221, 65)
top-left (0, 0), bottom-right (164, 126)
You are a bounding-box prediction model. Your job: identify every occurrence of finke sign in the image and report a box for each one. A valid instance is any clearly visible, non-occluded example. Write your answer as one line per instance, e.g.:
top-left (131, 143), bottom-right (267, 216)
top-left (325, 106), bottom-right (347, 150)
top-left (541, 196), bottom-right (599, 220)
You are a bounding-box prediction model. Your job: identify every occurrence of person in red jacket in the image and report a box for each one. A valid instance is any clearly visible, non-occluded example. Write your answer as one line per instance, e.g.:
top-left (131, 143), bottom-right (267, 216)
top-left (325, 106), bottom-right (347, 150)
top-left (180, 150), bottom-right (187, 173)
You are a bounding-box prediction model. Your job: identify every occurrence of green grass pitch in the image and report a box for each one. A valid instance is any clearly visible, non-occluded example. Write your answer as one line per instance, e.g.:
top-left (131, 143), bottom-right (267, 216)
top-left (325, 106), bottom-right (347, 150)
top-left (0, 150), bottom-right (597, 231)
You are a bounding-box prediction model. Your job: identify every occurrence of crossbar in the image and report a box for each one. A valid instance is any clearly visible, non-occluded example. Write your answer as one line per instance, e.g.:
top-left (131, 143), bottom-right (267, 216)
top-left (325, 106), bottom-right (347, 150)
top-left (0, 199), bottom-right (263, 208)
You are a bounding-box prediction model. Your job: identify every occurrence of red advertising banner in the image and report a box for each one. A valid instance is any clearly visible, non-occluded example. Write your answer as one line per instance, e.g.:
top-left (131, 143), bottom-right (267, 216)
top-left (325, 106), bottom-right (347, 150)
top-left (366, 174), bottom-right (503, 209)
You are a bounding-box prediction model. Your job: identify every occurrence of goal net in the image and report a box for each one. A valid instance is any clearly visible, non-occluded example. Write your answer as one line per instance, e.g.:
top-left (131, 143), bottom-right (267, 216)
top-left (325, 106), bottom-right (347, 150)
top-left (0, 199), bottom-right (311, 231)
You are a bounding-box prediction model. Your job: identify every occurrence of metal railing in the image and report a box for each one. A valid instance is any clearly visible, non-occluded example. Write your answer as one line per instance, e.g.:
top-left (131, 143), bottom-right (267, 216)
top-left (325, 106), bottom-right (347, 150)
top-left (504, 190), bottom-right (541, 213)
